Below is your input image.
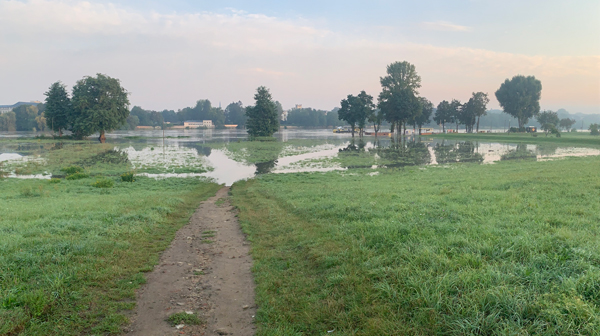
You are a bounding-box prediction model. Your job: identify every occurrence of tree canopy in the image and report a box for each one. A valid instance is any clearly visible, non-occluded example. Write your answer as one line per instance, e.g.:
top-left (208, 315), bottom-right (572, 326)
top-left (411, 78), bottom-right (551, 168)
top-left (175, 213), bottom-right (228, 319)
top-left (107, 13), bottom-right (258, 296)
top-left (536, 110), bottom-right (560, 135)
top-left (71, 74), bottom-right (130, 142)
top-left (495, 75), bottom-right (542, 129)
top-left (338, 91), bottom-right (375, 137)
top-left (245, 86), bottom-right (279, 137)
top-left (459, 92), bottom-right (489, 133)
top-left (225, 101), bottom-right (247, 127)
top-left (378, 61), bottom-right (422, 135)
top-left (434, 100), bottom-right (459, 132)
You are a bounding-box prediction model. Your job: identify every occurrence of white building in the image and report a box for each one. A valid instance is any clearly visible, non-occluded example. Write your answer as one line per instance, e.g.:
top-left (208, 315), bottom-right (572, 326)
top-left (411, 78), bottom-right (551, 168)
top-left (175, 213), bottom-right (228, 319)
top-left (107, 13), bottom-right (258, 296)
top-left (183, 120), bottom-right (215, 128)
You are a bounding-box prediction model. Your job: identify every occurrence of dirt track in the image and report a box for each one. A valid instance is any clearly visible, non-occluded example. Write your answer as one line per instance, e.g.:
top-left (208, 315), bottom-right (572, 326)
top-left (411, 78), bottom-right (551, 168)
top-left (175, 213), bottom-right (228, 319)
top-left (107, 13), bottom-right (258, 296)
top-left (127, 187), bottom-right (256, 336)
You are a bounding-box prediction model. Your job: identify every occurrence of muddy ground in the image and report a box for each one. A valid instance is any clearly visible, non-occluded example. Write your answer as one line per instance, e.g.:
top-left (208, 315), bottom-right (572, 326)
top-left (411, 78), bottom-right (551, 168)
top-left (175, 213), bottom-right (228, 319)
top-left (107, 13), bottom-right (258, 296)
top-left (127, 187), bottom-right (256, 336)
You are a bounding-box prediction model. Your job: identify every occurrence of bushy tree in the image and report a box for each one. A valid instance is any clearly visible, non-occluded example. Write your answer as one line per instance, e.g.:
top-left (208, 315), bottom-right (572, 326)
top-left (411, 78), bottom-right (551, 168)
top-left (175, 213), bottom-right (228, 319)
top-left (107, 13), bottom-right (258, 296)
top-left (559, 118), bottom-right (576, 131)
top-left (590, 123), bottom-right (599, 136)
top-left (536, 110), bottom-right (560, 136)
top-left (245, 86), bottom-right (279, 137)
top-left (413, 97), bottom-right (433, 134)
top-left (338, 91), bottom-right (375, 137)
top-left (0, 111), bottom-right (16, 131)
top-left (461, 92), bottom-right (489, 133)
top-left (495, 75), bottom-right (542, 129)
top-left (44, 81), bottom-right (71, 136)
top-left (71, 74), bottom-right (130, 142)
top-left (13, 105), bottom-right (38, 131)
top-left (434, 100), bottom-right (460, 132)
top-left (225, 101), bottom-right (246, 126)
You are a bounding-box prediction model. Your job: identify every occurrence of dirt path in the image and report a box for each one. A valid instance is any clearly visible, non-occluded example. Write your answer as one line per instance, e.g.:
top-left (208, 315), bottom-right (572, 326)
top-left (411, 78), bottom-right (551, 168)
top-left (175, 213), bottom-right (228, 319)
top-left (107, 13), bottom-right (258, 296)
top-left (127, 187), bottom-right (256, 336)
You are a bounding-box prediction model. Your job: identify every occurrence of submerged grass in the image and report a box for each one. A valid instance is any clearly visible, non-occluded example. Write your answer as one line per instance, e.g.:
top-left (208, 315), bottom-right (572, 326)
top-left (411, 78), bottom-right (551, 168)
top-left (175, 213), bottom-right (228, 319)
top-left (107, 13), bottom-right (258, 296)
top-left (432, 132), bottom-right (600, 147)
top-left (0, 176), bottom-right (220, 335)
top-left (231, 155), bottom-right (600, 335)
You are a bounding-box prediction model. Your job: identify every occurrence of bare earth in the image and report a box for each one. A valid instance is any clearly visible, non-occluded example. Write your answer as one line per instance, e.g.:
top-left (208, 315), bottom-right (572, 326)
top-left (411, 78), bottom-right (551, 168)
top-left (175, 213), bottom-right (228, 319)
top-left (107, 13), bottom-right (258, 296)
top-left (127, 187), bottom-right (256, 336)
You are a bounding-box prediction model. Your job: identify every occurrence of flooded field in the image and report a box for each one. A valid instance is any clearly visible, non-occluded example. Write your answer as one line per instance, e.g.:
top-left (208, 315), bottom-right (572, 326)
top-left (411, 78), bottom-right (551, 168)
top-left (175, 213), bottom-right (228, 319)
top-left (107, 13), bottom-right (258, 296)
top-left (1, 129), bottom-right (600, 185)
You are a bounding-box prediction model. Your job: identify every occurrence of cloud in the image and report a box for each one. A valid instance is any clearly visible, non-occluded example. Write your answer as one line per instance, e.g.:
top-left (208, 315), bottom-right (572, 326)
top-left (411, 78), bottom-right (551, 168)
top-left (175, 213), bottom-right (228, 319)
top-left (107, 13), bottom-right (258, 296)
top-left (0, 0), bottom-right (598, 113)
top-left (421, 21), bottom-right (473, 32)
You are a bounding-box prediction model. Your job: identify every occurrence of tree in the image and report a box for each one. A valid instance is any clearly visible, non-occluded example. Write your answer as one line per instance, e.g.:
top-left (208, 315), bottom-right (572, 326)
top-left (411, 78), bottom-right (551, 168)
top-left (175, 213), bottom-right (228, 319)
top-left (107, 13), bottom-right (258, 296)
top-left (434, 101), bottom-right (454, 133)
top-left (225, 101), bottom-right (247, 127)
top-left (536, 110), bottom-right (560, 136)
top-left (126, 114), bottom-right (139, 130)
top-left (589, 123), bottom-right (599, 136)
top-left (495, 75), bottom-right (542, 129)
top-left (0, 111), bottom-right (16, 131)
top-left (559, 118), bottom-right (576, 131)
top-left (71, 74), bottom-right (130, 142)
top-left (35, 113), bottom-right (47, 131)
top-left (468, 92), bottom-right (489, 133)
top-left (274, 101), bottom-right (284, 121)
top-left (378, 61), bottom-right (422, 136)
top-left (413, 97), bottom-right (433, 134)
top-left (338, 91), bottom-right (374, 137)
top-left (368, 109), bottom-right (384, 135)
top-left (44, 81), bottom-right (71, 136)
top-left (13, 105), bottom-right (38, 131)
top-left (450, 99), bottom-right (462, 132)
top-left (245, 86), bottom-right (279, 137)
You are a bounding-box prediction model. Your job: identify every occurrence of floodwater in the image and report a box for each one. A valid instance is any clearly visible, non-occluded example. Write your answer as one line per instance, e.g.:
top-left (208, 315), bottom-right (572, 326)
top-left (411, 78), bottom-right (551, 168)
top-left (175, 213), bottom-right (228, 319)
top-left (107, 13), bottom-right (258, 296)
top-left (1, 129), bottom-right (599, 185)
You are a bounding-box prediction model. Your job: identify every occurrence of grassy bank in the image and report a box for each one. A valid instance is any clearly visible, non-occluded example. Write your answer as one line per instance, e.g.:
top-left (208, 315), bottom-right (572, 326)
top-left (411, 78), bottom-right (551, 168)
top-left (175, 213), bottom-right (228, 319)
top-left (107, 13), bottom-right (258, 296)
top-left (231, 156), bottom-right (600, 335)
top-left (0, 174), bottom-right (220, 335)
top-left (431, 132), bottom-right (600, 147)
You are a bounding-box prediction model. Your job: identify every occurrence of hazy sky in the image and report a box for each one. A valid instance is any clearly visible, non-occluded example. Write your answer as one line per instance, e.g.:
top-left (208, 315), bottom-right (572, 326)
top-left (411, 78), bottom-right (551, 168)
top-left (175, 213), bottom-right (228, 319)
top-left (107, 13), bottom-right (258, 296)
top-left (1, 0), bottom-right (599, 113)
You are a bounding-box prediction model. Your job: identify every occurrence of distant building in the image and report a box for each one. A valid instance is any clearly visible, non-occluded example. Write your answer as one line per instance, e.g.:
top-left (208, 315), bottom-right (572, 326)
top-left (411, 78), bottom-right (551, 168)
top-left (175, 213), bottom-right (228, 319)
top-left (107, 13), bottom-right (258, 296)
top-left (295, 104), bottom-right (302, 109)
top-left (0, 101), bottom-right (41, 114)
top-left (183, 120), bottom-right (215, 128)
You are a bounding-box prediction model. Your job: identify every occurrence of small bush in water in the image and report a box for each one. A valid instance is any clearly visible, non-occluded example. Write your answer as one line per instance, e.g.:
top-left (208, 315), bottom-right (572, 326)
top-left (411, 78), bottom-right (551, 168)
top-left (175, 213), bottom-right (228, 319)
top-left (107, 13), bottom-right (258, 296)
top-left (92, 179), bottom-right (114, 188)
top-left (121, 171), bottom-right (135, 182)
top-left (66, 172), bottom-right (89, 180)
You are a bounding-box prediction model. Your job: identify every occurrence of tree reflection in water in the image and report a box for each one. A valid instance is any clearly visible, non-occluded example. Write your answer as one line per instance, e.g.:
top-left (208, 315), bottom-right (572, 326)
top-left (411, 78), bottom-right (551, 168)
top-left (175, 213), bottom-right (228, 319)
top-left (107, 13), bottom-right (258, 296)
top-left (500, 143), bottom-right (537, 161)
top-left (337, 137), bottom-right (431, 168)
top-left (434, 140), bottom-right (484, 164)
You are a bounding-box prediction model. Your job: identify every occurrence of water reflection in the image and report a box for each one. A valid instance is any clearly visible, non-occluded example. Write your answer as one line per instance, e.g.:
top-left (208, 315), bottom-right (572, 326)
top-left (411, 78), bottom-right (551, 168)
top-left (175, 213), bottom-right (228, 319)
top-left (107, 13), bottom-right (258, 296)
top-left (434, 140), bottom-right (484, 164)
top-left (501, 143), bottom-right (537, 161)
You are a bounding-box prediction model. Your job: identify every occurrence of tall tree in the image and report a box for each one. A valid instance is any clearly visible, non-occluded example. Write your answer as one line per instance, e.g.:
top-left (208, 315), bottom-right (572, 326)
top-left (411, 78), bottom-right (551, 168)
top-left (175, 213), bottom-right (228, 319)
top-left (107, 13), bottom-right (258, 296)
top-left (245, 86), bottom-right (279, 137)
top-left (368, 108), bottom-right (384, 135)
top-left (434, 100), bottom-right (455, 133)
top-left (495, 75), bottom-right (542, 129)
top-left (71, 73), bottom-right (130, 142)
top-left (536, 110), bottom-right (560, 135)
top-left (378, 61), bottom-right (422, 136)
top-left (467, 92), bottom-right (490, 133)
top-left (44, 81), bottom-right (71, 136)
top-left (413, 97), bottom-right (433, 134)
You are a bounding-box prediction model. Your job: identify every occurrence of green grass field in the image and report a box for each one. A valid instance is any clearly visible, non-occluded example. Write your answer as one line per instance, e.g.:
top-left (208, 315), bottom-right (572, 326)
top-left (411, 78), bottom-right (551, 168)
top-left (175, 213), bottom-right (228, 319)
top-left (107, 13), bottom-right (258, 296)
top-left (0, 142), bottom-right (221, 335)
top-left (231, 155), bottom-right (600, 335)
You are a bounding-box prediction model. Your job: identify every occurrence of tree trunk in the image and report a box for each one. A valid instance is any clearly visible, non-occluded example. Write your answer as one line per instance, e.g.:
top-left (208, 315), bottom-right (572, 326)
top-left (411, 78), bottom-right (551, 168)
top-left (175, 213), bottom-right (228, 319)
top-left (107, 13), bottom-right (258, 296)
top-left (99, 130), bottom-right (106, 143)
top-left (59, 129), bottom-right (62, 137)
top-left (476, 116), bottom-right (480, 133)
top-left (442, 122), bottom-right (445, 133)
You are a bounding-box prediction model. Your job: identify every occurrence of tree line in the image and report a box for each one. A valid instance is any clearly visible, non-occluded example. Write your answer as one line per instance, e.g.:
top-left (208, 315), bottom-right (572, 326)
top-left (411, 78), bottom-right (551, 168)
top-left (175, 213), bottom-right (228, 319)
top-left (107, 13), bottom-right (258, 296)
top-left (336, 61), bottom-right (592, 137)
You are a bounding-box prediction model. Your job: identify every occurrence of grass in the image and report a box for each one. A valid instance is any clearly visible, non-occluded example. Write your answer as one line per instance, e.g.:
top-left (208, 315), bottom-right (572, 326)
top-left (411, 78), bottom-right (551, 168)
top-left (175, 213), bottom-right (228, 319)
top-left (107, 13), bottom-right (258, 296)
top-left (231, 155), bottom-right (600, 335)
top-left (0, 158), bottom-right (220, 335)
top-left (431, 131), bottom-right (600, 147)
top-left (166, 312), bottom-right (203, 326)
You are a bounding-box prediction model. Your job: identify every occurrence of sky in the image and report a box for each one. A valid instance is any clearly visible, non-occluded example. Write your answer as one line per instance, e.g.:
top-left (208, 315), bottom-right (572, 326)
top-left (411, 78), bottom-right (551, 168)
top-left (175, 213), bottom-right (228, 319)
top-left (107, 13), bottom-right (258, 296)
top-left (1, 0), bottom-right (599, 113)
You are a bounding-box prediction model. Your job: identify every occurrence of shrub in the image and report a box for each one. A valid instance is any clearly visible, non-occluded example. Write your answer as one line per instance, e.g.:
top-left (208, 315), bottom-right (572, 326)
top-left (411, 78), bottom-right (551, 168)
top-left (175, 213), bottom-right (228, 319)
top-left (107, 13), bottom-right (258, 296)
top-left (121, 171), bottom-right (135, 182)
top-left (61, 166), bottom-right (84, 175)
top-left (590, 123), bottom-right (599, 136)
top-left (92, 179), bottom-right (114, 188)
top-left (166, 312), bottom-right (203, 326)
top-left (66, 172), bottom-right (89, 180)
top-left (571, 128), bottom-right (578, 133)
top-left (49, 178), bottom-right (61, 184)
